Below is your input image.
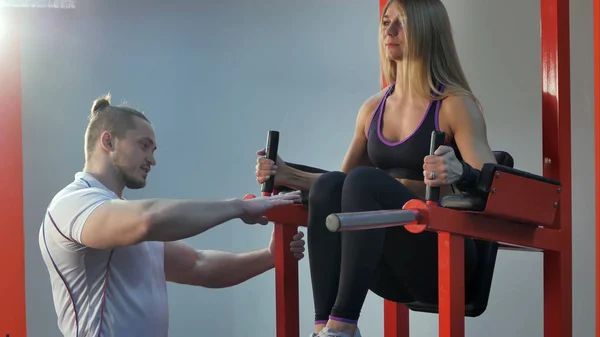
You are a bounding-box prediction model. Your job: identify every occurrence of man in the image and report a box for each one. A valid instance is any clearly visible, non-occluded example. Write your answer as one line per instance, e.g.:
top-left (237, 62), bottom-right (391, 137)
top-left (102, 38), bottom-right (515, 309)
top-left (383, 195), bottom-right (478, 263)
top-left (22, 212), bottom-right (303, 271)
top-left (39, 94), bottom-right (305, 337)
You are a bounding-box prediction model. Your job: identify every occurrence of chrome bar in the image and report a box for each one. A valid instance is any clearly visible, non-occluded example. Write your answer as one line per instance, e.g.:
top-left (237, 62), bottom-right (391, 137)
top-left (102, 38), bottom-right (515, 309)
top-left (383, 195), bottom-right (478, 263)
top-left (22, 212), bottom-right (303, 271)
top-left (325, 209), bottom-right (421, 232)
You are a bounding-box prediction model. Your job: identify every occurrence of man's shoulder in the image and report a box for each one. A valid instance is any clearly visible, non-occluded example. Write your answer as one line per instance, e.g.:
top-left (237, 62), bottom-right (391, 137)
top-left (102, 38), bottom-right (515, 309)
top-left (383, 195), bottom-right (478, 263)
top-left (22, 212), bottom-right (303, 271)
top-left (40, 173), bottom-right (122, 253)
top-left (48, 173), bottom-right (117, 210)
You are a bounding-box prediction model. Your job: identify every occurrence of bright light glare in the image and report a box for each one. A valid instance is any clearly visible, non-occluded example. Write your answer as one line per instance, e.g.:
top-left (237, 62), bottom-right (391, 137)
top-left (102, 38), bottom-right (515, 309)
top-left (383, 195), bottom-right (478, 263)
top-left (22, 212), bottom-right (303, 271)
top-left (0, 0), bottom-right (76, 43)
top-left (0, 0), bottom-right (75, 8)
top-left (0, 10), bottom-right (8, 43)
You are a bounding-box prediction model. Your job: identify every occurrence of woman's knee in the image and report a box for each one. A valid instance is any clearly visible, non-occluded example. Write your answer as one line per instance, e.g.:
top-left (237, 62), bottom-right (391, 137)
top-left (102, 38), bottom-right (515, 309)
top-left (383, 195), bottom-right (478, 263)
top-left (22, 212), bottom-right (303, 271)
top-left (343, 166), bottom-right (404, 195)
top-left (308, 171), bottom-right (346, 206)
top-left (341, 166), bottom-right (415, 211)
top-left (344, 166), bottom-right (381, 185)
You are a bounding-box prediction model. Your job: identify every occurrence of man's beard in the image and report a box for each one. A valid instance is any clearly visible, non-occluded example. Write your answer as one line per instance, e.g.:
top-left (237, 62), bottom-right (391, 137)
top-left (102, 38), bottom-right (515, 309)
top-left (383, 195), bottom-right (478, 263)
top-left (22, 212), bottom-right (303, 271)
top-left (113, 153), bottom-right (146, 190)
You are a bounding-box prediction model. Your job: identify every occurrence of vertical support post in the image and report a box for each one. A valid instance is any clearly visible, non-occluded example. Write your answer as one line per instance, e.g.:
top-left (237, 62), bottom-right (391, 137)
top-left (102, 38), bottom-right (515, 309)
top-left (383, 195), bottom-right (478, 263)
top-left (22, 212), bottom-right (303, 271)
top-left (384, 300), bottom-right (410, 337)
top-left (540, 0), bottom-right (572, 336)
top-left (594, 0), bottom-right (600, 332)
top-left (0, 9), bottom-right (27, 337)
top-left (379, 1), bottom-right (410, 336)
top-left (274, 223), bottom-right (300, 337)
top-left (437, 232), bottom-right (465, 337)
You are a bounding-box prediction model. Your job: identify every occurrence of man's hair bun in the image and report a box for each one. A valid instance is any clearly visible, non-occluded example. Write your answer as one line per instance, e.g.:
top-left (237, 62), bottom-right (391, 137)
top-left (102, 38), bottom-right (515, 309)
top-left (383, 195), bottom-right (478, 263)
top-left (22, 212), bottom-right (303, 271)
top-left (91, 94), bottom-right (112, 116)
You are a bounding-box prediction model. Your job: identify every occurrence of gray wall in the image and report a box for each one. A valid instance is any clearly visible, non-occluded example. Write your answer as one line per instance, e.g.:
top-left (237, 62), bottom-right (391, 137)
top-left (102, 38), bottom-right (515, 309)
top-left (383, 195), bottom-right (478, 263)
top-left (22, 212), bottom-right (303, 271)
top-left (20, 0), bottom-right (595, 336)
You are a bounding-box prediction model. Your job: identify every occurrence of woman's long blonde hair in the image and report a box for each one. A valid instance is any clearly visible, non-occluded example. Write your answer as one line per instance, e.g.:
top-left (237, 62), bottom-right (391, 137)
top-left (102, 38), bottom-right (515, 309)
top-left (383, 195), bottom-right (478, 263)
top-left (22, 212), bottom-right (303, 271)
top-left (380, 0), bottom-right (476, 103)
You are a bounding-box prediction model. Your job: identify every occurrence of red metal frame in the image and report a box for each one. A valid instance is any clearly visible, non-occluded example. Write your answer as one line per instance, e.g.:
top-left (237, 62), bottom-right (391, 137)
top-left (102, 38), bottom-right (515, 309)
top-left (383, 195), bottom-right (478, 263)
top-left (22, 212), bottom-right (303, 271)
top-left (244, 0), bottom-right (574, 336)
top-left (1, 9), bottom-right (27, 337)
top-left (597, 18), bottom-right (600, 337)
top-left (483, 172), bottom-right (560, 227)
top-left (1, 0), bottom-right (578, 335)
top-left (540, 1), bottom-right (572, 336)
top-left (595, 0), bottom-right (600, 333)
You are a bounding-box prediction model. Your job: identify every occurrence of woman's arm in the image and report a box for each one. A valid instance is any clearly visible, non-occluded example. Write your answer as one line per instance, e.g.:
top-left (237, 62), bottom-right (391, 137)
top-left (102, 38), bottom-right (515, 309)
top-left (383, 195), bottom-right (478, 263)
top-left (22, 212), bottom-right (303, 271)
top-left (442, 95), bottom-right (497, 169)
top-left (423, 94), bottom-right (497, 189)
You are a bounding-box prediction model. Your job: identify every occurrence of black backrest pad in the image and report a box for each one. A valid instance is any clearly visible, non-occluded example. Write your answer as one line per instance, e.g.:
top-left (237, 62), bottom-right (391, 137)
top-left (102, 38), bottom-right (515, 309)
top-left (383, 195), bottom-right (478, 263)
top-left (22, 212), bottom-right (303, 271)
top-left (405, 151), bottom-right (513, 317)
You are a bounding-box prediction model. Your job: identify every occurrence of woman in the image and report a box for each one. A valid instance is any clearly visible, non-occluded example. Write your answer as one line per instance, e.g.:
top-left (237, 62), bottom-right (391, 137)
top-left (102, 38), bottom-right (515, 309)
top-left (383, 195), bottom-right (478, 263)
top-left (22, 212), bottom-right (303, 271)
top-left (255, 0), bottom-right (497, 336)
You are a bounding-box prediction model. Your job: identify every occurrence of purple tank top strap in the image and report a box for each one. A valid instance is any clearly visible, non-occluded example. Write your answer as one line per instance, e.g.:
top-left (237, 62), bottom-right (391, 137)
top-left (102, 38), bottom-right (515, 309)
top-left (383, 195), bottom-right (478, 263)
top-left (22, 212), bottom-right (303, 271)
top-left (433, 83), bottom-right (446, 132)
top-left (365, 84), bottom-right (395, 139)
top-left (431, 84), bottom-right (456, 149)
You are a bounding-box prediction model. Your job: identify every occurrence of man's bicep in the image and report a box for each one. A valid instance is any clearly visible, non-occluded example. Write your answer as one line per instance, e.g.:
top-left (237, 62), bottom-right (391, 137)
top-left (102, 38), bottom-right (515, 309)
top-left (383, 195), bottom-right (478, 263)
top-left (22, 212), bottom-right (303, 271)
top-left (80, 199), bottom-right (154, 249)
top-left (164, 241), bottom-right (199, 284)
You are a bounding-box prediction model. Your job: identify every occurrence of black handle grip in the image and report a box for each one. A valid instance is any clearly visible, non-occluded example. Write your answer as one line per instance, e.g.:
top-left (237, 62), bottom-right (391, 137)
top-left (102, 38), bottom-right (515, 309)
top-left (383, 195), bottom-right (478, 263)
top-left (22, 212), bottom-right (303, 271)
top-left (425, 130), bottom-right (446, 203)
top-left (261, 130), bottom-right (280, 194)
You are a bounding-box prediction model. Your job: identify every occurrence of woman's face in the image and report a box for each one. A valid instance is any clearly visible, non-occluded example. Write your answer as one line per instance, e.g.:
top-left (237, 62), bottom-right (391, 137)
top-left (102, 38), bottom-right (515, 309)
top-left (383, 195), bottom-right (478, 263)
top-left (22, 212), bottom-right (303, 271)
top-left (381, 2), bottom-right (405, 61)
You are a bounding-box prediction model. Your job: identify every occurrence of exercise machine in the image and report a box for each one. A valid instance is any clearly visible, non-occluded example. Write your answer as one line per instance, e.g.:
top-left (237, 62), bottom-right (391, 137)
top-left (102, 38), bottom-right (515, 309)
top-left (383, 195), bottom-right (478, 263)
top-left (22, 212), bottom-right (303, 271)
top-left (243, 0), bottom-right (582, 336)
top-left (1, 0), bottom-right (597, 336)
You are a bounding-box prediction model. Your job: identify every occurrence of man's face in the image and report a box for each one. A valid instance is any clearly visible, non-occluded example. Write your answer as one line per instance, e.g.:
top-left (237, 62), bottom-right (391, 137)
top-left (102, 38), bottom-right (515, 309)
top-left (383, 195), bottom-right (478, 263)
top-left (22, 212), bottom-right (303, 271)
top-left (111, 117), bottom-right (157, 189)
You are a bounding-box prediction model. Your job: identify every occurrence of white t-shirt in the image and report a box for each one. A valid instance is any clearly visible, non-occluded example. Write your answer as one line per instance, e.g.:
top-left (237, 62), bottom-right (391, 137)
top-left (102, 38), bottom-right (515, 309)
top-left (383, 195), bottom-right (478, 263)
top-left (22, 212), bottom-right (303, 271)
top-left (39, 172), bottom-right (169, 337)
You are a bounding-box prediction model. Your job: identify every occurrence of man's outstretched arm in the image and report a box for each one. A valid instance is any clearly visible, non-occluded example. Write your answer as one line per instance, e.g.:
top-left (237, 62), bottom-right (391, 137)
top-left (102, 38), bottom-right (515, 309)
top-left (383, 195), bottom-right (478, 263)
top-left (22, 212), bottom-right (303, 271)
top-left (163, 232), bottom-right (305, 288)
top-left (74, 191), bottom-right (300, 250)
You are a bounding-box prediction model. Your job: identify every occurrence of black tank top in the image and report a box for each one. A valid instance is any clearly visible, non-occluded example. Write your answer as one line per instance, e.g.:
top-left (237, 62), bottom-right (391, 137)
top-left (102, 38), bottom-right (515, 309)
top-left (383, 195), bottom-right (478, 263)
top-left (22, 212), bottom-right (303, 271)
top-left (366, 83), bottom-right (462, 180)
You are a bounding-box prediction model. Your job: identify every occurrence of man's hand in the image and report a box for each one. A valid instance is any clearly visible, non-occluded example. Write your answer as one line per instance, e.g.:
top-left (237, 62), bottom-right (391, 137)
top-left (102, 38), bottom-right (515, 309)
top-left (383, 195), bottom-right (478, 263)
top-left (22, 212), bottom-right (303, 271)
top-left (268, 229), bottom-right (305, 260)
top-left (240, 191), bottom-right (301, 225)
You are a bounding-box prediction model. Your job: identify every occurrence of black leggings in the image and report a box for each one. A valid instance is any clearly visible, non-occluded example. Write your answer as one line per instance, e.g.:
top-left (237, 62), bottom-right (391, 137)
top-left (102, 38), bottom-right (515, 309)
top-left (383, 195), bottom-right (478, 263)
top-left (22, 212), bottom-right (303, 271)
top-left (307, 166), bottom-right (478, 322)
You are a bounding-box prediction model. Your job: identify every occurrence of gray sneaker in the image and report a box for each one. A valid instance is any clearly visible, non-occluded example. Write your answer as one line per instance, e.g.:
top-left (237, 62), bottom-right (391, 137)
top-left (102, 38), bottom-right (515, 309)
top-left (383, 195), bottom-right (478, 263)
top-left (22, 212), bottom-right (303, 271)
top-left (312, 327), bottom-right (362, 337)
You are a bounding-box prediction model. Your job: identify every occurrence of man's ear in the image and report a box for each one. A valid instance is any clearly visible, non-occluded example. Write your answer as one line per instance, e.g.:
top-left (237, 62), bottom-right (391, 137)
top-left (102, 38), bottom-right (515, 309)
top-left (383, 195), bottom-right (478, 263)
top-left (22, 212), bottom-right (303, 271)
top-left (99, 131), bottom-right (114, 152)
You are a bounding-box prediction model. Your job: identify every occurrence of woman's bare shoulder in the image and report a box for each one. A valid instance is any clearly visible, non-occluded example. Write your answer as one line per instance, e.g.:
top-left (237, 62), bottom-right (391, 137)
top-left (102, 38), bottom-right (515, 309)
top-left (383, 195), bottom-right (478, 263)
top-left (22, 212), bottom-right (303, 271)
top-left (356, 86), bottom-right (390, 121)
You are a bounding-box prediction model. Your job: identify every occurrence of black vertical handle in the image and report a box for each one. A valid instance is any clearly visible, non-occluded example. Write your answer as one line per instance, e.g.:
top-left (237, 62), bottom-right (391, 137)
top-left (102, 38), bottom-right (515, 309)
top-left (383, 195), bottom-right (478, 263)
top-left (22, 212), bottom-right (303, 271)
top-left (261, 130), bottom-right (280, 195)
top-left (425, 130), bottom-right (446, 203)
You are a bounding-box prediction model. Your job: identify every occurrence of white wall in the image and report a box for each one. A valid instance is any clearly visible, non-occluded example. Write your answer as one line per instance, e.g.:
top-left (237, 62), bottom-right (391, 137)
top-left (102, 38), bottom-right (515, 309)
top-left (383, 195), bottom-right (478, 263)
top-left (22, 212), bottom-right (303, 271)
top-left (20, 0), bottom-right (594, 336)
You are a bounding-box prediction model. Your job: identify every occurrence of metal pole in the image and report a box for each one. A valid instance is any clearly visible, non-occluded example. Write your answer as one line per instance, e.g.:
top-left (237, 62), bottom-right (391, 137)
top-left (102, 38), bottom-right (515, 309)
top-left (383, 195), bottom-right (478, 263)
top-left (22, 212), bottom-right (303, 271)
top-left (326, 209), bottom-right (421, 232)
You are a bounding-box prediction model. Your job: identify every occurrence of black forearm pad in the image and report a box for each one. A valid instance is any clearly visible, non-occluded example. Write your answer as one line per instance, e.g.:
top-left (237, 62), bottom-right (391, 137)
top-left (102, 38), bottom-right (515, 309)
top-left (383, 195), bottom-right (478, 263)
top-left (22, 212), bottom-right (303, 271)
top-left (455, 161), bottom-right (480, 193)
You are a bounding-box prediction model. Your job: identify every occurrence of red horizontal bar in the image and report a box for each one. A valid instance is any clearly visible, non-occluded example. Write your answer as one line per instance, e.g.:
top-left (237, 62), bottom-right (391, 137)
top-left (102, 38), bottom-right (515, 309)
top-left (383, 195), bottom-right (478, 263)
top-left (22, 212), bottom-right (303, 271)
top-left (264, 204), bottom-right (308, 227)
top-left (260, 201), bottom-right (562, 251)
top-left (427, 206), bottom-right (562, 251)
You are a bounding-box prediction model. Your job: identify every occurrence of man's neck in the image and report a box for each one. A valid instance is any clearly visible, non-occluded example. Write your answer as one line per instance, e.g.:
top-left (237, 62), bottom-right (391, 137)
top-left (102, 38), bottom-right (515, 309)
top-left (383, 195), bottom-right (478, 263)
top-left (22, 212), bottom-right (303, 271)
top-left (83, 161), bottom-right (125, 197)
